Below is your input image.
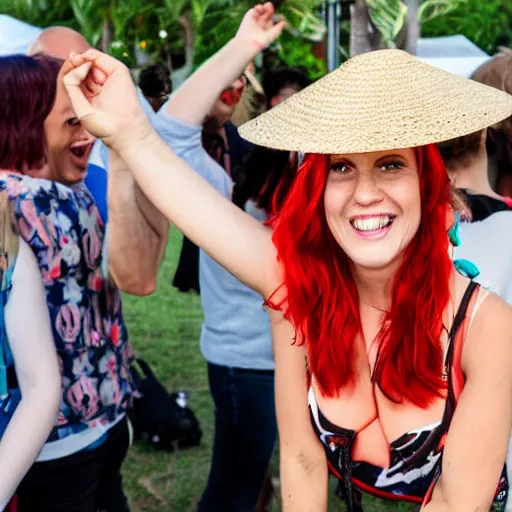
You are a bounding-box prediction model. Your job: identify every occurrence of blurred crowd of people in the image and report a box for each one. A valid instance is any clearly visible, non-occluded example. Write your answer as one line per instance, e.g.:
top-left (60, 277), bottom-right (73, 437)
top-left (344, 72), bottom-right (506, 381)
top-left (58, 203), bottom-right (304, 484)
top-left (0, 3), bottom-right (512, 512)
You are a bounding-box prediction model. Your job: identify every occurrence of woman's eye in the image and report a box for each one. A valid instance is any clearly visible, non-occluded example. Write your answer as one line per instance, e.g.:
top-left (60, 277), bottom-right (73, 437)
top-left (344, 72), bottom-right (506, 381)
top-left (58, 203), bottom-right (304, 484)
top-left (66, 118), bottom-right (80, 127)
top-left (331, 163), bottom-right (350, 174)
top-left (380, 161), bottom-right (403, 171)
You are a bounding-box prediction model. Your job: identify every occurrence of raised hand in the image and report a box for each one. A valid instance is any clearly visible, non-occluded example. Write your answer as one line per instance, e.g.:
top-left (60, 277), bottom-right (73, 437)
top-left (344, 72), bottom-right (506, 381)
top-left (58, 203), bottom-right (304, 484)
top-left (235, 2), bottom-right (286, 56)
top-left (62, 49), bottom-right (152, 150)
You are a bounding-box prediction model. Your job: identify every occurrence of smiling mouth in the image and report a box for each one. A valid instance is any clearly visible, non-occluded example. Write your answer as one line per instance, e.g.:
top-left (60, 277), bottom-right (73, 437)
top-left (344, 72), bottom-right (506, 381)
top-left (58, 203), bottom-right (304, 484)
top-left (70, 146), bottom-right (86, 158)
top-left (69, 143), bottom-right (92, 158)
top-left (68, 141), bottom-right (94, 169)
top-left (350, 215), bottom-right (396, 232)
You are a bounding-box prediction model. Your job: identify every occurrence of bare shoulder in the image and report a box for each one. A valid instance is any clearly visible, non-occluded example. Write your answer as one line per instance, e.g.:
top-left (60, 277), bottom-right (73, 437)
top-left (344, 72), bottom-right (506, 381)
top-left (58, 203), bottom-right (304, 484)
top-left (462, 289), bottom-right (512, 374)
top-left (471, 290), bottom-right (512, 333)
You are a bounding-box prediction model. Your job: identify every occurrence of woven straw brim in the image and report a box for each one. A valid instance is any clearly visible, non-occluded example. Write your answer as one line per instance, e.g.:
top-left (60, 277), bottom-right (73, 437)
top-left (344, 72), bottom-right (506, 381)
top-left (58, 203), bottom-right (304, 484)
top-left (239, 49), bottom-right (512, 154)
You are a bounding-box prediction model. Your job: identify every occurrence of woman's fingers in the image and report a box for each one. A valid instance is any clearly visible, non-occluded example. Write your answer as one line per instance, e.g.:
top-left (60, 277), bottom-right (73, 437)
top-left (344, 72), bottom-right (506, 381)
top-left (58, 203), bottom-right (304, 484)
top-left (64, 51), bottom-right (106, 98)
top-left (68, 50), bottom-right (86, 68)
top-left (85, 74), bottom-right (102, 97)
top-left (266, 20), bottom-right (286, 43)
top-left (63, 62), bottom-right (96, 120)
top-left (68, 49), bottom-right (124, 80)
top-left (80, 49), bottom-right (125, 77)
top-left (92, 67), bottom-right (107, 85)
top-left (261, 2), bottom-right (275, 22)
top-left (63, 61), bottom-right (92, 87)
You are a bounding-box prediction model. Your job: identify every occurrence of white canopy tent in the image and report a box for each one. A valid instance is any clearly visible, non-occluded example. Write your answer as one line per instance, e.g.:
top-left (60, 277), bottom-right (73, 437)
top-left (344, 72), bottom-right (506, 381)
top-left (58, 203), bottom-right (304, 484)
top-left (416, 34), bottom-right (491, 78)
top-left (0, 15), bottom-right (42, 56)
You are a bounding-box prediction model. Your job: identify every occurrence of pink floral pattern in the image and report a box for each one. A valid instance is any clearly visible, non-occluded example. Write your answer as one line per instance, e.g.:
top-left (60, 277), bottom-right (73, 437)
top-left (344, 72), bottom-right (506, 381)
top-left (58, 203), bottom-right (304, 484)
top-left (2, 174), bottom-right (134, 441)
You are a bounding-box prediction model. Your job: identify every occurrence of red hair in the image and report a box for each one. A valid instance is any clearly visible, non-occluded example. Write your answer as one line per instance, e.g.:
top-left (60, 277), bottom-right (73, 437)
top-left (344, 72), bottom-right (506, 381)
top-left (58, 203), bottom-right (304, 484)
top-left (0, 55), bottom-right (61, 172)
top-left (267, 144), bottom-right (452, 407)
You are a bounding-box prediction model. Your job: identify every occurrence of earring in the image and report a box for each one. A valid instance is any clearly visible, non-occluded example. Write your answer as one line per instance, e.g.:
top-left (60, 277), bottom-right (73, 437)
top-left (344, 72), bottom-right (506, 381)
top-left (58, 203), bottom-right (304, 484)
top-left (448, 211), bottom-right (461, 247)
top-left (454, 258), bottom-right (480, 279)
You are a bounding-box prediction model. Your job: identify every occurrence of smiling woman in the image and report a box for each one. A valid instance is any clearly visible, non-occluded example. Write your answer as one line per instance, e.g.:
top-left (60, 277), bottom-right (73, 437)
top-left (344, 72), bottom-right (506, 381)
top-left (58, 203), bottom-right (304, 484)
top-left (0, 54), bottom-right (135, 512)
top-left (40, 57), bottom-right (96, 185)
top-left (0, 55), bottom-right (94, 185)
top-left (268, 144), bottom-right (450, 408)
top-left (325, 148), bottom-right (422, 271)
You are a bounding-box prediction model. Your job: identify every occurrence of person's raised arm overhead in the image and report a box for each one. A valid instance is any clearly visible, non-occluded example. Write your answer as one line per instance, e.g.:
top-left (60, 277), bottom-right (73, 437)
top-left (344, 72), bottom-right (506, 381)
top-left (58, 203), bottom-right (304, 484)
top-left (62, 4), bottom-right (286, 297)
top-left (165, 2), bottom-right (285, 126)
top-left (29, 31), bottom-right (169, 296)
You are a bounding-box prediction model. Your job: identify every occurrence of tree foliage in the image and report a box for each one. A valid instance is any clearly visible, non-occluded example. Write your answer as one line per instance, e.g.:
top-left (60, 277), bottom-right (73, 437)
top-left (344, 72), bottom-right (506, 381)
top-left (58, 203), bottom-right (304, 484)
top-left (3, 0), bottom-right (510, 83)
top-left (1, 0), bottom-right (75, 28)
top-left (358, 0), bottom-right (512, 55)
top-left (2, 0), bottom-right (326, 79)
top-left (361, 0), bottom-right (463, 49)
top-left (421, 0), bottom-right (512, 55)
top-left (365, 0), bottom-right (408, 47)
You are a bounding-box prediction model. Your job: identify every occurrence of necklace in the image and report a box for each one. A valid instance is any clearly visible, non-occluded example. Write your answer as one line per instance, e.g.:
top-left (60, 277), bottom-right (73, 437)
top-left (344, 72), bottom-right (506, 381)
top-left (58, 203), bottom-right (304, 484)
top-left (360, 300), bottom-right (389, 314)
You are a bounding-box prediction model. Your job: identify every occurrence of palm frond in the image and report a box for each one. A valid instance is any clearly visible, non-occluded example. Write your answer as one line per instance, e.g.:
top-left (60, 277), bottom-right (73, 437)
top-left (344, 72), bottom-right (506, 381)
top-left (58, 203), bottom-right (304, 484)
top-left (366, 0), bottom-right (408, 47)
top-left (419, 0), bottom-right (466, 24)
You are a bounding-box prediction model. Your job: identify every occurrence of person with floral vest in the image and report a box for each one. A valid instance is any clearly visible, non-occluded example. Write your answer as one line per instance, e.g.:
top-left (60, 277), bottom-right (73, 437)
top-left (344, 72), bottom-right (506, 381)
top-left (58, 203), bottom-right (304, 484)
top-left (1, 54), bottom-right (140, 512)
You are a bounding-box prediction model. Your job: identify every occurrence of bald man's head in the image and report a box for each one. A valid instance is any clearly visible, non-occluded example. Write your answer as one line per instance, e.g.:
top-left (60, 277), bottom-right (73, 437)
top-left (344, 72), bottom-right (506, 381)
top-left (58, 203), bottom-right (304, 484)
top-left (27, 26), bottom-right (91, 59)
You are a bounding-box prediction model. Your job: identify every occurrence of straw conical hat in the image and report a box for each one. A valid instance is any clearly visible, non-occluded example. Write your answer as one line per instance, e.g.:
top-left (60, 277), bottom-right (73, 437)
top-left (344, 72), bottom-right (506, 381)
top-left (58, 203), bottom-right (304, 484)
top-left (239, 49), bottom-right (512, 154)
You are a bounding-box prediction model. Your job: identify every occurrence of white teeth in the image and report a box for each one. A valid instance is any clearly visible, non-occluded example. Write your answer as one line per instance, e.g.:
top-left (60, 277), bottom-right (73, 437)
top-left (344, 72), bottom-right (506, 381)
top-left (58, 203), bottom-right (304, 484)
top-left (352, 216), bottom-right (392, 232)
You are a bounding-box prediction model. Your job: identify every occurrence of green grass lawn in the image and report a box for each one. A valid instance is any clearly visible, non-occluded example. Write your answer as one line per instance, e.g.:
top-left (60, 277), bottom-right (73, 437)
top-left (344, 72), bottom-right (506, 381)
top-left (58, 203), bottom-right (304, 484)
top-left (121, 228), bottom-right (416, 512)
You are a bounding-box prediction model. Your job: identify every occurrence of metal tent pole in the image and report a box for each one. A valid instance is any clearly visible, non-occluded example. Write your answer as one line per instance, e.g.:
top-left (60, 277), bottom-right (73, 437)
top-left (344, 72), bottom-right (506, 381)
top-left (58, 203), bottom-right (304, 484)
top-left (326, 0), bottom-right (339, 71)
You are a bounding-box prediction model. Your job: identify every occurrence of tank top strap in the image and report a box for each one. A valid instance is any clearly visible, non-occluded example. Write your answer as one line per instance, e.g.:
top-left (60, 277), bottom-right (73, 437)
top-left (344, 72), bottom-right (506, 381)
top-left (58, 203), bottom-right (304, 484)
top-left (446, 281), bottom-right (479, 346)
top-left (444, 280), bottom-right (481, 401)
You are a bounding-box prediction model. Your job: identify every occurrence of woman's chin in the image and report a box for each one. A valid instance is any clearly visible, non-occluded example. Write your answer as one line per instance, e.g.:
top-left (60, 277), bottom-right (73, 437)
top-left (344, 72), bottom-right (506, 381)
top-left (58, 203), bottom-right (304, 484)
top-left (61, 166), bottom-right (87, 186)
top-left (347, 247), bottom-right (403, 273)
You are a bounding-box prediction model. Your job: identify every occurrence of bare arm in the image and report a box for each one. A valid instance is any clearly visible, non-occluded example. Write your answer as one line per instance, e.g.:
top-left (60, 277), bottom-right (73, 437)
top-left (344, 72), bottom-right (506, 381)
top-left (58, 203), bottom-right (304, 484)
top-left (166, 4), bottom-right (284, 125)
top-left (119, 133), bottom-right (274, 295)
top-left (166, 38), bottom-right (254, 125)
top-left (424, 293), bottom-right (512, 511)
top-left (271, 310), bottom-right (329, 510)
top-left (63, 4), bottom-right (285, 297)
top-left (107, 149), bottom-right (169, 295)
top-left (0, 240), bottom-right (61, 509)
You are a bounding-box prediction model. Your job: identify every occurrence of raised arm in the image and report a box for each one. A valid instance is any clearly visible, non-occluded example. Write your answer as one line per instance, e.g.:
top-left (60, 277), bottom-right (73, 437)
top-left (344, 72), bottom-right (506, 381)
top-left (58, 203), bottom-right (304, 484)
top-left (271, 310), bottom-right (329, 511)
top-left (106, 148), bottom-right (169, 295)
top-left (62, 4), bottom-right (285, 297)
top-left (165, 2), bottom-right (284, 125)
top-left (115, 129), bottom-right (273, 296)
top-left (81, 82), bottom-right (170, 296)
top-left (0, 239), bottom-right (61, 509)
top-left (424, 293), bottom-right (512, 511)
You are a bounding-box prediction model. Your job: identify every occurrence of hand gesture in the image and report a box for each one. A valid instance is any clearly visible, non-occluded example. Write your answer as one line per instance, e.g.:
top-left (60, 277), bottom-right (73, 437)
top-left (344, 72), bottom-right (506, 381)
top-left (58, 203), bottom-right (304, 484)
top-left (235, 2), bottom-right (286, 55)
top-left (62, 49), bottom-right (152, 150)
